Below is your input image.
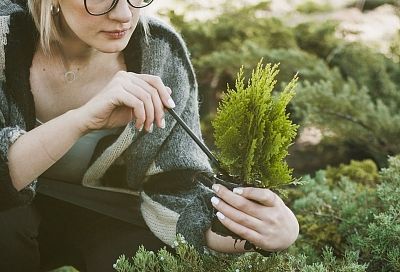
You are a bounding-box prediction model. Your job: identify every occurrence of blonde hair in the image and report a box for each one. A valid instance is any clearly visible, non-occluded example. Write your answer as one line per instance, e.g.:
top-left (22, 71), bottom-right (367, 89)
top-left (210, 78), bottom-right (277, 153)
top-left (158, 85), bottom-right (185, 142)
top-left (28, 0), bottom-right (60, 54)
top-left (27, 0), bottom-right (150, 54)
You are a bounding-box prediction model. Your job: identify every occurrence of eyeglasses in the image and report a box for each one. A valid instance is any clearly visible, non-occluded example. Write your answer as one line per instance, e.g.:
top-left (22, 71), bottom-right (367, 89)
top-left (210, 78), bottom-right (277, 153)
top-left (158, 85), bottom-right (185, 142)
top-left (84, 0), bottom-right (153, 16)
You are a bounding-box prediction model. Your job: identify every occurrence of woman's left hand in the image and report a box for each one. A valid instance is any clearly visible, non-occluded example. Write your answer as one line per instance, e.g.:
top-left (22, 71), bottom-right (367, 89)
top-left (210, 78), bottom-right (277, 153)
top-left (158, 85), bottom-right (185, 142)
top-left (211, 184), bottom-right (299, 252)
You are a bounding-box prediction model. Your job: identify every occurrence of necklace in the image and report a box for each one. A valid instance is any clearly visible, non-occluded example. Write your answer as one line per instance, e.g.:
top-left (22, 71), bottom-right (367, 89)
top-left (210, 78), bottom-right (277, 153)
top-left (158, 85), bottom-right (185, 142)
top-left (59, 52), bottom-right (79, 83)
top-left (64, 70), bottom-right (78, 83)
top-left (56, 44), bottom-right (86, 83)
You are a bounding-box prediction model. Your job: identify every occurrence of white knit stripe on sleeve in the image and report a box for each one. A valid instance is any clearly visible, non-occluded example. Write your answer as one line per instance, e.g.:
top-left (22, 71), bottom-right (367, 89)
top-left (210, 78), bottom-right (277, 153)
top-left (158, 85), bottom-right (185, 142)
top-left (145, 160), bottom-right (164, 176)
top-left (140, 191), bottom-right (179, 247)
top-left (82, 122), bottom-right (136, 187)
top-left (0, 15), bottom-right (10, 82)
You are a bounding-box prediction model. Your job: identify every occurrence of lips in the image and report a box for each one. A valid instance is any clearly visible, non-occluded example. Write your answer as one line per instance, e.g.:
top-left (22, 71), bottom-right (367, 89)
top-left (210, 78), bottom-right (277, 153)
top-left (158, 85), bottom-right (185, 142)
top-left (102, 28), bottom-right (131, 39)
top-left (106, 28), bottom-right (130, 33)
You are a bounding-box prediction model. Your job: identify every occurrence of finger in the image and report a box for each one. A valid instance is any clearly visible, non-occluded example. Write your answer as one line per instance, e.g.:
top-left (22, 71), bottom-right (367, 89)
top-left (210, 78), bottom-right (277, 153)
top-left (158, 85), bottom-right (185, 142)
top-left (139, 84), bottom-right (164, 129)
top-left (211, 196), bottom-right (263, 231)
top-left (214, 211), bottom-right (262, 246)
top-left (232, 187), bottom-right (280, 207)
top-left (118, 89), bottom-right (146, 130)
top-left (136, 74), bottom-right (176, 109)
top-left (126, 74), bottom-right (165, 129)
top-left (212, 184), bottom-right (263, 218)
top-left (122, 82), bottom-right (155, 132)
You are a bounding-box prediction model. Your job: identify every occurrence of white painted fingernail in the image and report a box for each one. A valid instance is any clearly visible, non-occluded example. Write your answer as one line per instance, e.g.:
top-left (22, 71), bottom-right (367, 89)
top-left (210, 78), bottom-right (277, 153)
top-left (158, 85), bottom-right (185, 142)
top-left (149, 123), bottom-right (154, 133)
top-left (138, 124), bottom-right (144, 132)
top-left (211, 196), bottom-right (219, 205)
top-left (212, 184), bottom-right (220, 193)
top-left (233, 188), bottom-right (243, 195)
top-left (216, 212), bottom-right (225, 220)
top-left (168, 98), bottom-right (176, 108)
top-left (161, 118), bottom-right (165, 129)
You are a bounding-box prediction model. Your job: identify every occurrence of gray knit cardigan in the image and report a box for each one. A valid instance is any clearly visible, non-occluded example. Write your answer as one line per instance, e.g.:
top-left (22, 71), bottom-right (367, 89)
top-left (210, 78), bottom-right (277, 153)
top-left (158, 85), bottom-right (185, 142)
top-left (0, 1), bottom-right (215, 252)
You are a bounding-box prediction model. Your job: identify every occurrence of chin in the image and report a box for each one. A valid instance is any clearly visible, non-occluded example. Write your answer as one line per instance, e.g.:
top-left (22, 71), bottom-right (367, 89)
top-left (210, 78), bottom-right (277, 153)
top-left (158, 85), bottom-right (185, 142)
top-left (95, 39), bottom-right (130, 53)
top-left (99, 45), bottom-right (128, 53)
top-left (95, 31), bottom-right (133, 53)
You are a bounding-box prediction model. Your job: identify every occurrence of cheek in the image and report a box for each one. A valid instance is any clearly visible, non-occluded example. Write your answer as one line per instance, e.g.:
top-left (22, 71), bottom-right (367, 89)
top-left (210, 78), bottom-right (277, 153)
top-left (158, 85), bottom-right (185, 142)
top-left (72, 20), bottom-right (99, 37)
top-left (66, 19), bottom-right (99, 47)
top-left (60, 3), bottom-right (97, 35)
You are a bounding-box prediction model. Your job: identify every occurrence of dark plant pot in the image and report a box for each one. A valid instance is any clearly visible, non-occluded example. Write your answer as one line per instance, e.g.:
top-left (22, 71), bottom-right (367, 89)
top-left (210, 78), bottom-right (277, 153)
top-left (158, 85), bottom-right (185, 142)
top-left (212, 173), bottom-right (244, 190)
top-left (210, 173), bottom-right (247, 240)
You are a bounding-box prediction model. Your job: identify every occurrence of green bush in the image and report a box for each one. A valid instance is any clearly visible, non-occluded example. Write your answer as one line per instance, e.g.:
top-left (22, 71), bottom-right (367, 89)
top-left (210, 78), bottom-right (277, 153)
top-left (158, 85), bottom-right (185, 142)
top-left (292, 156), bottom-right (400, 271)
top-left (114, 235), bottom-right (366, 272)
top-left (291, 41), bottom-right (400, 167)
top-left (263, 49), bottom-right (342, 86)
top-left (349, 156), bottom-right (400, 271)
top-left (296, 1), bottom-right (334, 14)
top-left (292, 77), bottom-right (400, 167)
top-left (347, 0), bottom-right (400, 11)
top-left (115, 156), bottom-right (400, 271)
top-left (325, 159), bottom-right (379, 187)
top-left (328, 43), bottom-right (400, 107)
top-left (293, 162), bottom-right (379, 256)
top-left (294, 21), bottom-right (341, 60)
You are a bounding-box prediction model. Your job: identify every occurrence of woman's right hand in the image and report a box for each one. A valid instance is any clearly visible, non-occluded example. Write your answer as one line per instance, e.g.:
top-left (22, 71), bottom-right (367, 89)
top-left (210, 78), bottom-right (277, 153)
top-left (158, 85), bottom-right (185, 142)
top-left (76, 71), bottom-right (175, 133)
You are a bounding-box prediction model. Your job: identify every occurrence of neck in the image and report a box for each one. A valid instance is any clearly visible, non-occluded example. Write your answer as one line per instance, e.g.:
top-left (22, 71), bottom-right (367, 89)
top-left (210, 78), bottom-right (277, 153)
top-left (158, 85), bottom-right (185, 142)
top-left (56, 40), bottom-right (99, 65)
top-left (45, 41), bottom-right (115, 84)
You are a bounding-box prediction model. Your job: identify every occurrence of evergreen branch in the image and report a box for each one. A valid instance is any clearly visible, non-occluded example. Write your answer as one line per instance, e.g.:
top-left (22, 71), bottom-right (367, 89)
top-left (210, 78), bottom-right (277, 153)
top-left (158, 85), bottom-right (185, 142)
top-left (320, 110), bottom-right (372, 131)
top-left (314, 211), bottom-right (346, 222)
top-left (212, 60), bottom-right (298, 187)
top-left (319, 110), bottom-right (388, 147)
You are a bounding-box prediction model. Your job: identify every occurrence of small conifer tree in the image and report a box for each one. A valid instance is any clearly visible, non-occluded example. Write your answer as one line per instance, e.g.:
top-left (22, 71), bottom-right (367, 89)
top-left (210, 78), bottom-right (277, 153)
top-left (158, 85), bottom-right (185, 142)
top-left (212, 61), bottom-right (298, 188)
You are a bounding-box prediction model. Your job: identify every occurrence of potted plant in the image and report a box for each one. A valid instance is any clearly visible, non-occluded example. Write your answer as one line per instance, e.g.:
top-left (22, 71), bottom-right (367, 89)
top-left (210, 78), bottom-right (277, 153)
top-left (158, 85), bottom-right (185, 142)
top-left (209, 61), bottom-right (299, 239)
top-left (211, 61), bottom-right (298, 189)
top-left (168, 60), bottom-right (299, 245)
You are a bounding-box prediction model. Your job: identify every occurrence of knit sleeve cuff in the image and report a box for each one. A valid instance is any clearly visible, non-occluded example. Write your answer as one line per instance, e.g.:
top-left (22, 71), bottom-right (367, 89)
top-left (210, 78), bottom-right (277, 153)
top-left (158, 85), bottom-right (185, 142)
top-left (140, 182), bottom-right (215, 253)
top-left (0, 126), bottom-right (37, 210)
top-left (0, 125), bottom-right (26, 157)
top-left (175, 185), bottom-right (214, 253)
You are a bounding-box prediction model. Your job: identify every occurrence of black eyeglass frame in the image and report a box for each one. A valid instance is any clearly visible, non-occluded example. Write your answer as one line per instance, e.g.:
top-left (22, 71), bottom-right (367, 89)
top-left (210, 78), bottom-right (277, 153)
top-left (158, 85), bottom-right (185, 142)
top-left (84, 0), bottom-right (154, 16)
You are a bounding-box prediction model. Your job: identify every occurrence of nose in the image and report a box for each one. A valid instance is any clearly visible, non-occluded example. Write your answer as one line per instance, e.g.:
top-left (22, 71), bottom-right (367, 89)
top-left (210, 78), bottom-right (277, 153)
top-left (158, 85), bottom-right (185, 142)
top-left (108, 0), bottom-right (132, 23)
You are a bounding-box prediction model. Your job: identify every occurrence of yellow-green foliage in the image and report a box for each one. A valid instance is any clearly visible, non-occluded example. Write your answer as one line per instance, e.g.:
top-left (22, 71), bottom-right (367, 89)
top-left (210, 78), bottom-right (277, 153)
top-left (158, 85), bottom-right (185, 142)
top-left (325, 160), bottom-right (379, 187)
top-left (296, 1), bottom-right (333, 14)
top-left (296, 212), bottom-right (343, 252)
top-left (212, 61), bottom-right (298, 187)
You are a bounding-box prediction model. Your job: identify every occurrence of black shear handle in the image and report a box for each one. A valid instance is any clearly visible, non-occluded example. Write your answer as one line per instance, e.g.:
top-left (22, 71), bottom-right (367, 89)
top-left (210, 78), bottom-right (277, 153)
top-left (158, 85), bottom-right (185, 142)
top-left (168, 108), bottom-right (231, 177)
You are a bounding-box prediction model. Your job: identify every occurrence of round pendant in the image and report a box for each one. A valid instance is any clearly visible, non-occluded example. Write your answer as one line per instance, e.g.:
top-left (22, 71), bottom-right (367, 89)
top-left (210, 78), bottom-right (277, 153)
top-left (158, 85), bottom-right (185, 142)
top-left (64, 71), bottom-right (77, 83)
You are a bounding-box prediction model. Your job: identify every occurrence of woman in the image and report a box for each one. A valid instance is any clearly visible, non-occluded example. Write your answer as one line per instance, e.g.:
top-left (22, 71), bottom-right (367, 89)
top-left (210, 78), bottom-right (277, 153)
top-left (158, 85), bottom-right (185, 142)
top-left (0, 0), bottom-right (299, 271)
